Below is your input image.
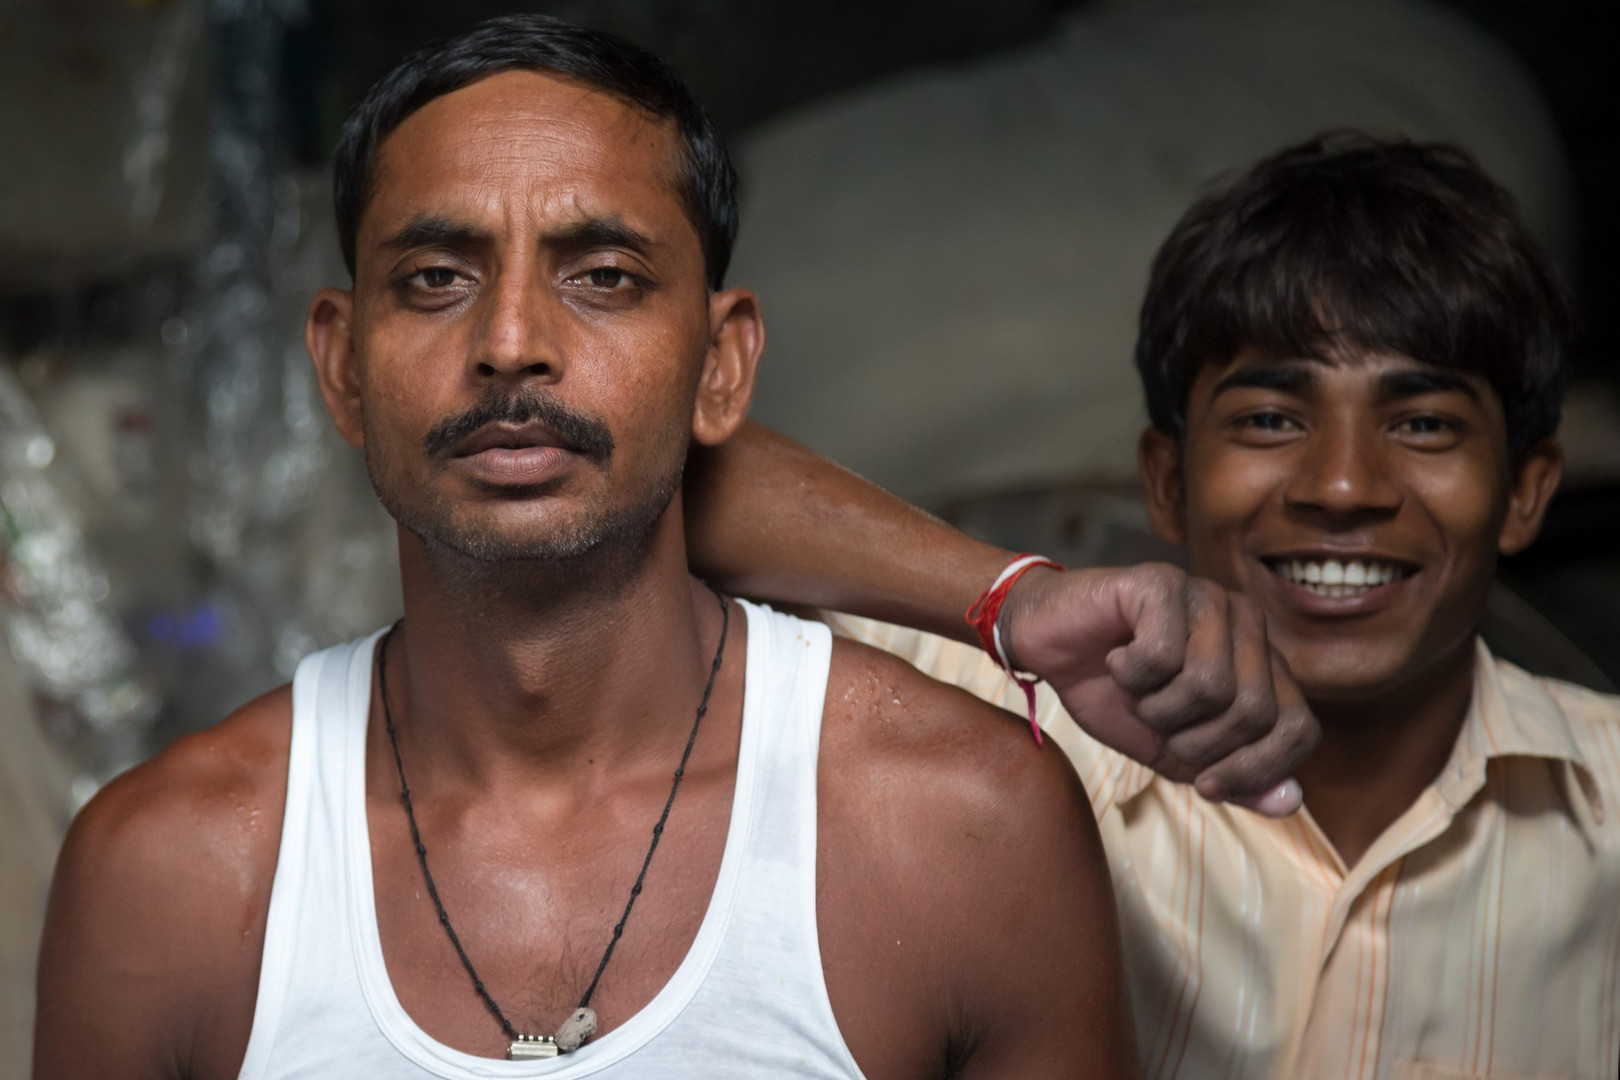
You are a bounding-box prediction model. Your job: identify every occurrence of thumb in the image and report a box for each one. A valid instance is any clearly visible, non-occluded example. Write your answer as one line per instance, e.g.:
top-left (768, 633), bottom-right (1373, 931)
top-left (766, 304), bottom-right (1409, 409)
top-left (1223, 779), bottom-right (1304, 817)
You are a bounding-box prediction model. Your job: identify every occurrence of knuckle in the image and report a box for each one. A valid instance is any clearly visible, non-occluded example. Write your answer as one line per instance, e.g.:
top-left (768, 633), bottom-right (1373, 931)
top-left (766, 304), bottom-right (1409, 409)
top-left (1141, 561), bottom-right (1182, 586)
top-left (1230, 686), bottom-right (1278, 727)
top-left (1189, 667), bottom-right (1238, 711)
top-left (1285, 706), bottom-right (1323, 752)
top-left (1164, 733), bottom-right (1221, 770)
top-left (1131, 692), bottom-right (1189, 734)
top-left (1135, 561), bottom-right (1184, 602)
top-left (1135, 638), bottom-right (1183, 681)
top-left (1215, 744), bottom-right (1289, 795)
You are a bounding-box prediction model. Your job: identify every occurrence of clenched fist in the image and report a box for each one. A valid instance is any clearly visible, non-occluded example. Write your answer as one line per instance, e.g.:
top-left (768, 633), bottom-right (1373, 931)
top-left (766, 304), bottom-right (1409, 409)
top-left (1000, 563), bottom-right (1318, 816)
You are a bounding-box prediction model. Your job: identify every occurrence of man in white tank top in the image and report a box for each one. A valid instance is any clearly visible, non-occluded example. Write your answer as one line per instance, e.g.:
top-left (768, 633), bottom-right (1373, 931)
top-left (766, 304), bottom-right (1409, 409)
top-left (38, 16), bottom-right (1119, 1080)
top-left (35, 16), bottom-right (1320, 1080)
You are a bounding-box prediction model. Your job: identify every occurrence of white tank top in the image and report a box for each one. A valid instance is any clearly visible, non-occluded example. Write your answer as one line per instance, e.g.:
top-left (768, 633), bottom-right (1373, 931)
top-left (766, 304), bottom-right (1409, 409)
top-left (237, 600), bottom-right (867, 1079)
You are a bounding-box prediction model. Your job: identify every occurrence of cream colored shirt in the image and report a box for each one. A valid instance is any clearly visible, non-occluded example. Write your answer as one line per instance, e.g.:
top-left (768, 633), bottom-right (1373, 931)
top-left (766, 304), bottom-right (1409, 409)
top-left (827, 616), bottom-right (1620, 1080)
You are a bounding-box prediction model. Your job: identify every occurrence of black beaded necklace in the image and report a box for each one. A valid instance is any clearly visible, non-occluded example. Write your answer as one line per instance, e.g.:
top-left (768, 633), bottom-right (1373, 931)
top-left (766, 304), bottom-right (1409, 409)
top-left (376, 586), bottom-right (730, 1060)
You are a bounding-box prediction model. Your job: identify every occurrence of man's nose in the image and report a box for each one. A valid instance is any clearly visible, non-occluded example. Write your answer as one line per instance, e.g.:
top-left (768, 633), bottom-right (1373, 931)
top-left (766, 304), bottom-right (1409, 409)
top-left (471, 266), bottom-right (564, 383)
top-left (1283, 422), bottom-right (1402, 521)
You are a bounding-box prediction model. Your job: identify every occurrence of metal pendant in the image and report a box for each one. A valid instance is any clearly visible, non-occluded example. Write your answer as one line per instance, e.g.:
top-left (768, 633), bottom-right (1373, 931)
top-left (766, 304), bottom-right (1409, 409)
top-left (506, 1007), bottom-right (598, 1059)
top-left (508, 1035), bottom-right (559, 1060)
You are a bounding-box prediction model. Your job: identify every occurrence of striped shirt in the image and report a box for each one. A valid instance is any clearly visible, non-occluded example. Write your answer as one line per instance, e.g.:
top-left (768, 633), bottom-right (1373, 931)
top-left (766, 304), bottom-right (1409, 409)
top-left (827, 616), bottom-right (1620, 1080)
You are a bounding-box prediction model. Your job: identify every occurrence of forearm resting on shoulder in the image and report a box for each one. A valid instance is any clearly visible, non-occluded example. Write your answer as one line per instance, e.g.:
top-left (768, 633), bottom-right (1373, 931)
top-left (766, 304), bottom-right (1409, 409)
top-left (684, 421), bottom-right (1011, 641)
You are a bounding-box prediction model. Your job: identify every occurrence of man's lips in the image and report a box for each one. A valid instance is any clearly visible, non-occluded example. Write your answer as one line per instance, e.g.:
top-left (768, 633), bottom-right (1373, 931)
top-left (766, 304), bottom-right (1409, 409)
top-left (448, 422), bottom-right (582, 487)
top-left (450, 421), bottom-right (582, 458)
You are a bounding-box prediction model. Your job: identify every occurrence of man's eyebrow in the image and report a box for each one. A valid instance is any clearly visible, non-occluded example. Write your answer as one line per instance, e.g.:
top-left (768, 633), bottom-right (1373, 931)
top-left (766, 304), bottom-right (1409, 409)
top-left (1210, 363), bottom-right (1316, 400)
top-left (542, 216), bottom-right (658, 257)
top-left (1376, 368), bottom-right (1482, 402)
top-left (377, 215), bottom-right (493, 254)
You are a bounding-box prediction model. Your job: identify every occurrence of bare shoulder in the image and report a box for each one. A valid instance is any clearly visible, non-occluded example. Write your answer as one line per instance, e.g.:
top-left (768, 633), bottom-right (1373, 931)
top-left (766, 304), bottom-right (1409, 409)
top-left (817, 638), bottom-right (1138, 1079)
top-left (35, 684), bottom-right (294, 1079)
top-left (61, 681), bottom-right (293, 901)
top-left (820, 635), bottom-right (1092, 840)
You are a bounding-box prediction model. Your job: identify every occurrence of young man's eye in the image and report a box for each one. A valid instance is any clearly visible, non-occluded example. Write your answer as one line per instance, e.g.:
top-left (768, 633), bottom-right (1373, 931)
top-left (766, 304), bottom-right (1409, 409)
top-left (1238, 411), bottom-right (1298, 432)
top-left (1392, 415), bottom-right (1463, 440)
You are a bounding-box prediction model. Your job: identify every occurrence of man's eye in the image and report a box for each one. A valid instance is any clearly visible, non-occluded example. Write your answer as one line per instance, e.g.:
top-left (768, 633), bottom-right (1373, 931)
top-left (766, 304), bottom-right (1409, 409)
top-left (583, 267), bottom-right (631, 289)
top-left (1240, 411), bottom-right (1296, 432)
top-left (409, 267), bottom-right (460, 288)
top-left (1396, 416), bottom-right (1451, 434)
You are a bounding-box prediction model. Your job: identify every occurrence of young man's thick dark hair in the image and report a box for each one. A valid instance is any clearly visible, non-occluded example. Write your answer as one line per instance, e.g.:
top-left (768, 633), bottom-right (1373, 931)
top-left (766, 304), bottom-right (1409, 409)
top-left (1134, 131), bottom-right (1573, 461)
top-left (331, 13), bottom-right (739, 290)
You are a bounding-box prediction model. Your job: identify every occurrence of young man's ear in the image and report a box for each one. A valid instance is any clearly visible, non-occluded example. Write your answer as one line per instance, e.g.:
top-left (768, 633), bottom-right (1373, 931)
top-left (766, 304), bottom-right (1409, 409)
top-left (691, 287), bottom-right (765, 447)
top-left (306, 288), bottom-right (364, 449)
top-left (1139, 427), bottom-right (1189, 545)
top-left (1498, 437), bottom-right (1564, 555)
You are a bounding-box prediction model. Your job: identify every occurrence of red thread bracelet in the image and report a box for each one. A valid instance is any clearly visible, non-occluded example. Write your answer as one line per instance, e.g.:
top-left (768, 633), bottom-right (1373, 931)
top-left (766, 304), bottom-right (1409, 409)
top-left (965, 554), bottom-right (1064, 745)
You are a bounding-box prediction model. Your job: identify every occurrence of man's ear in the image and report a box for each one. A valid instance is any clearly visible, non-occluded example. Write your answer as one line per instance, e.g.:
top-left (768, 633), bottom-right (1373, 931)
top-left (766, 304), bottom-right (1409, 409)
top-left (306, 287), bottom-right (364, 449)
top-left (1138, 427), bottom-right (1188, 545)
top-left (691, 287), bottom-right (765, 447)
top-left (1498, 436), bottom-right (1563, 555)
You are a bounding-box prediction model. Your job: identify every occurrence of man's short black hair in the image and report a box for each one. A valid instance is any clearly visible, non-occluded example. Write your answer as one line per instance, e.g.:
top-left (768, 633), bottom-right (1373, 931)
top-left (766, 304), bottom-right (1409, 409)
top-left (1134, 132), bottom-right (1573, 461)
top-left (332, 14), bottom-right (738, 290)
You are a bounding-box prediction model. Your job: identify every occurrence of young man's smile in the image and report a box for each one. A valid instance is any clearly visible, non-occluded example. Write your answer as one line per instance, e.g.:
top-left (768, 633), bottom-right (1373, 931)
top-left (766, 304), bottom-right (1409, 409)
top-left (1257, 551), bottom-right (1417, 610)
top-left (1143, 348), bottom-right (1559, 706)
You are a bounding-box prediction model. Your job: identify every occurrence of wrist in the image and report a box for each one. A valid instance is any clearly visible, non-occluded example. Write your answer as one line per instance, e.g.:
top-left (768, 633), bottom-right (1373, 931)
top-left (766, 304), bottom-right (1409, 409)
top-left (965, 555), bottom-right (1064, 672)
top-left (965, 554), bottom-right (1064, 746)
top-left (995, 564), bottom-right (1064, 673)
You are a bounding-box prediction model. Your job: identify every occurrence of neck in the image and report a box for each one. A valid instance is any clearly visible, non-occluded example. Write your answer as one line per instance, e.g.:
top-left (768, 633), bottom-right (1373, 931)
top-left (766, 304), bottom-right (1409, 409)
top-left (387, 499), bottom-right (723, 784)
top-left (1295, 635), bottom-right (1479, 870)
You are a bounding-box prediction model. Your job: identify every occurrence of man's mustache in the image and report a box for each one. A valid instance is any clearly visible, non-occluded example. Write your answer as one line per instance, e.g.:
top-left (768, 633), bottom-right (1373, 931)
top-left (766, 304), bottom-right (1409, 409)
top-left (423, 389), bottom-right (616, 462)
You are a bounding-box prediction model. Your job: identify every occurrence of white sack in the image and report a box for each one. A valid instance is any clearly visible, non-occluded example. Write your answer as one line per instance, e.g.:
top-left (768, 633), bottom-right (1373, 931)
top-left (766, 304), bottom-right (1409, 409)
top-left (732, 0), bottom-right (1573, 503)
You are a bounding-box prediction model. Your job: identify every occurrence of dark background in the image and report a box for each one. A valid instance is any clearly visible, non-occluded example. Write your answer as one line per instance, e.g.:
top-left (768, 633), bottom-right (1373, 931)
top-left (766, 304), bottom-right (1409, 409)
top-left (290, 0), bottom-right (1620, 686)
top-left (7, 1), bottom-right (1619, 384)
top-left (1, 0), bottom-right (1616, 695)
top-left (289, 0), bottom-right (1619, 383)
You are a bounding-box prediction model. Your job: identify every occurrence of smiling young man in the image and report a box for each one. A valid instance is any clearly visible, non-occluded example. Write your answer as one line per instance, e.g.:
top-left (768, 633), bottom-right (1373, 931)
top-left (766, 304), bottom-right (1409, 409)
top-left (33, 17), bottom-right (1146, 1079)
top-left (684, 135), bottom-right (1620, 1078)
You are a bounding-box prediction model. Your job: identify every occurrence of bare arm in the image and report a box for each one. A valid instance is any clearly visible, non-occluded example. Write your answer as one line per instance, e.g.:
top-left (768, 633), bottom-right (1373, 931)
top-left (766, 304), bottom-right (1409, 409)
top-left (686, 420), bottom-right (1006, 642)
top-left (687, 422), bottom-right (1317, 809)
top-left (818, 642), bottom-right (1140, 1078)
top-left (33, 690), bottom-right (289, 1080)
top-left (943, 697), bottom-right (1140, 1078)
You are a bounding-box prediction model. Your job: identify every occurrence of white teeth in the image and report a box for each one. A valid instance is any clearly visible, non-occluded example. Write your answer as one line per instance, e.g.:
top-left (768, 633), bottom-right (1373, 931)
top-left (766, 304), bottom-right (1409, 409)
top-left (1270, 558), bottom-right (1407, 596)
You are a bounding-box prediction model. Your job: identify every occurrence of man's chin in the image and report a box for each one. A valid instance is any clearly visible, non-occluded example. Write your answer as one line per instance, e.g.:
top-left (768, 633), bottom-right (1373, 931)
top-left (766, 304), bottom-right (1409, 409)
top-left (1286, 641), bottom-right (1481, 715)
top-left (412, 519), bottom-right (616, 565)
top-left (401, 490), bottom-right (681, 572)
top-left (1275, 638), bottom-right (1420, 708)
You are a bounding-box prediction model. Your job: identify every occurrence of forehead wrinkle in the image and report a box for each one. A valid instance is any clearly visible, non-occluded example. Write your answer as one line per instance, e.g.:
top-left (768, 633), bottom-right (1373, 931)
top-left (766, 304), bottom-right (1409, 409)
top-left (365, 80), bottom-right (687, 262)
top-left (418, 70), bottom-right (681, 191)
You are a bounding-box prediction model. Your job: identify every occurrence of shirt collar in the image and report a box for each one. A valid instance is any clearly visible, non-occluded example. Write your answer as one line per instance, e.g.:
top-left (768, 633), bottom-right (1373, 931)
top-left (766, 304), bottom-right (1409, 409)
top-left (1113, 637), bottom-right (1604, 827)
top-left (1438, 637), bottom-right (1604, 825)
top-left (1109, 759), bottom-right (1158, 808)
